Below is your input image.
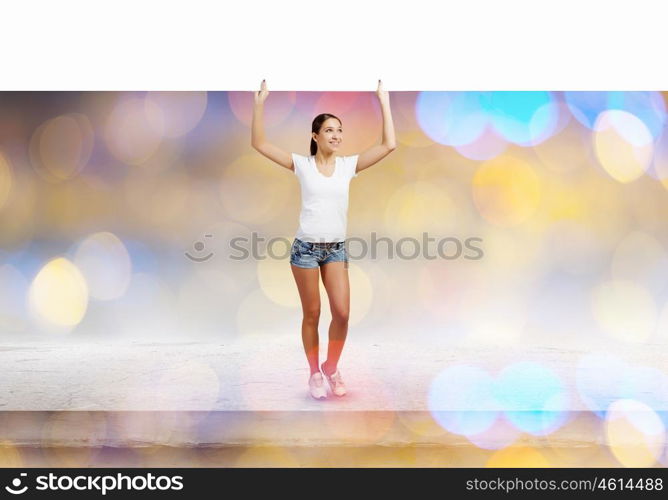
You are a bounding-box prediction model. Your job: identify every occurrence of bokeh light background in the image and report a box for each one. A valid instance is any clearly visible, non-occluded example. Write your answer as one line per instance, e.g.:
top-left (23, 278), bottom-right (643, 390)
top-left (2, 91), bottom-right (668, 467)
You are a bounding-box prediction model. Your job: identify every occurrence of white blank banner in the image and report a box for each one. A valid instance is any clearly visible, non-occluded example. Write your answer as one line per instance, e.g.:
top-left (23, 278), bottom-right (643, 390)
top-left (1, 0), bottom-right (667, 90)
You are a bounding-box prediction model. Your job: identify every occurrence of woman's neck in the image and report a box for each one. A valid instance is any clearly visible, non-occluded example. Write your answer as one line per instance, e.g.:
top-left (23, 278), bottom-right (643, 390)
top-left (315, 152), bottom-right (336, 165)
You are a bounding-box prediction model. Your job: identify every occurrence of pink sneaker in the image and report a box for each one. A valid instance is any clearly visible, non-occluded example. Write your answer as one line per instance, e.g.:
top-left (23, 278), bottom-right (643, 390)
top-left (308, 372), bottom-right (327, 400)
top-left (321, 362), bottom-right (347, 397)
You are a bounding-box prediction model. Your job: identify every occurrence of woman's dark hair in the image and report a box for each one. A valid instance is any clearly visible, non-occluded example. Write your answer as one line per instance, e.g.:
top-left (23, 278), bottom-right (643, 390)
top-left (310, 113), bottom-right (342, 156)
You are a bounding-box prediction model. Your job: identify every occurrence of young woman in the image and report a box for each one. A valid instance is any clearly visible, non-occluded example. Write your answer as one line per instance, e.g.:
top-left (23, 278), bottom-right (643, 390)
top-left (251, 79), bottom-right (396, 399)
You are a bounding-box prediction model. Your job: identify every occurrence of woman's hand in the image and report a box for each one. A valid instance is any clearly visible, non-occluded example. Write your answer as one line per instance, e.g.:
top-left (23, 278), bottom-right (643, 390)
top-left (376, 79), bottom-right (390, 104)
top-left (254, 79), bottom-right (269, 105)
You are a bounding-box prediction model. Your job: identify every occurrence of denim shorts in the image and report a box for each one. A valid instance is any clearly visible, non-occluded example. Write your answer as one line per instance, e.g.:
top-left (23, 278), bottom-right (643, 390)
top-left (289, 238), bottom-right (349, 269)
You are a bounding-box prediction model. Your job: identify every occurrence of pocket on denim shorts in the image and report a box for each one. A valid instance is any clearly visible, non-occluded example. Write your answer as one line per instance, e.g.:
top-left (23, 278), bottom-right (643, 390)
top-left (292, 239), bottom-right (310, 258)
top-left (298, 239), bottom-right (313, 252)
top-left (290, 239), bottom-right (300, 258)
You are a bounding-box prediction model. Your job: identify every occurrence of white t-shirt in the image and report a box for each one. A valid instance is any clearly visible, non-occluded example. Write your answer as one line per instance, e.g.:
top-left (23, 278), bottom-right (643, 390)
top-left (291, 153), bottom-right (359, 243)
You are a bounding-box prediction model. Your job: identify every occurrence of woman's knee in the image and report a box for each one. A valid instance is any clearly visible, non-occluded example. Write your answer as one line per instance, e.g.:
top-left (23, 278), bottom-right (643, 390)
top-left (303, 306), bottom-right (321, 323)
top-left (331, 308), bottom-right (349, 324)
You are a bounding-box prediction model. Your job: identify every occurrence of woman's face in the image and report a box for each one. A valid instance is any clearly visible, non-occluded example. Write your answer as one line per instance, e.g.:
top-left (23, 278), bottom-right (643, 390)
top-left (313, 118), bottom-right (343, 154)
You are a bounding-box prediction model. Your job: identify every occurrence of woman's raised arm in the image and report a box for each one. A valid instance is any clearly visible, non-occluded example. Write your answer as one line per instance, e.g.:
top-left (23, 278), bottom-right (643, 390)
top-left (251, 79), bottom-right (294, 171)
top-left (355, 80), bottom-right (397, 174)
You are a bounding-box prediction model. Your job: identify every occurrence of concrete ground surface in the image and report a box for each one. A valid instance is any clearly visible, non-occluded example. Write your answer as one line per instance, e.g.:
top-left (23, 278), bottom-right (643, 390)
top-left (1, 335), bottom-right (667, 467)
top-left (2, 334), bottom-right (667, 412)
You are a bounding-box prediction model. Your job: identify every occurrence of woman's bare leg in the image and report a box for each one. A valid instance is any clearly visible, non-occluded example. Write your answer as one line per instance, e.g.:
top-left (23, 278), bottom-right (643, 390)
top-left (290, 265), bottom-right (321, 375)
top-left (319, 261), bottom-right (350, 375)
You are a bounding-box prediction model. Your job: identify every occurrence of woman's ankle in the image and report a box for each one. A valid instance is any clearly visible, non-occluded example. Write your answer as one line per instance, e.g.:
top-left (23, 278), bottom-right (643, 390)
top-left (322, 360), bottom-right (336, 376)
